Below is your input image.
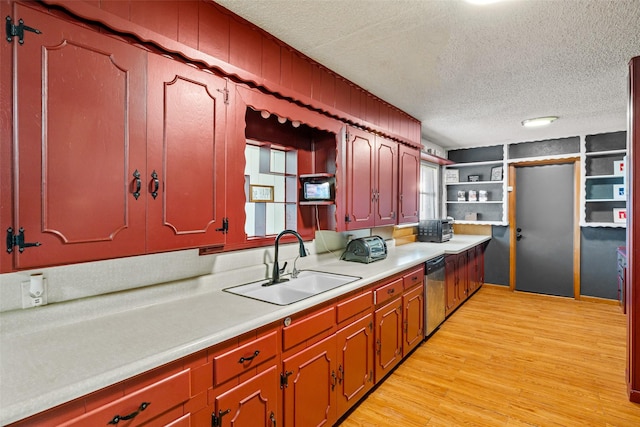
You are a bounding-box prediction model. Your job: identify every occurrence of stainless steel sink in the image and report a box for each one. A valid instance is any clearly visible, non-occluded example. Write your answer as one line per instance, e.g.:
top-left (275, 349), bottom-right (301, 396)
top-left (223, 270), bottom-right (361, 305)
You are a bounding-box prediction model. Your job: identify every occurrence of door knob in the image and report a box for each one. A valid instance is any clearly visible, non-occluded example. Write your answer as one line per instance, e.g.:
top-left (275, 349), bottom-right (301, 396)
top-left (516, 232), bottom-right (523, 241)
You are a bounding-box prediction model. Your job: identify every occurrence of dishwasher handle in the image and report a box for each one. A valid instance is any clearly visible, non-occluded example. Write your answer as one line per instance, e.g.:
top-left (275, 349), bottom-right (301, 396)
top-left (426, 255), bottom-right (445, 274)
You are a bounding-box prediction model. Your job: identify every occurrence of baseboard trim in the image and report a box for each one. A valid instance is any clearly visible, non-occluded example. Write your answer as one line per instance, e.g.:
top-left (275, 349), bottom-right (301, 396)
top-left (579, 295), bottom-right (621, 306)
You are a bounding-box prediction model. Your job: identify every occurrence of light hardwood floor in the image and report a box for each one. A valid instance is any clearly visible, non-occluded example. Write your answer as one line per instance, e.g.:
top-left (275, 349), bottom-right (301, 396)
top-left (338, 285), bottom-right (640, 427)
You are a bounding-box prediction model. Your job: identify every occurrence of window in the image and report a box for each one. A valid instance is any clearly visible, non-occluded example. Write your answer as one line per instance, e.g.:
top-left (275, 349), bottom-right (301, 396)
top-left (419, 161), bottom-right (439, 220)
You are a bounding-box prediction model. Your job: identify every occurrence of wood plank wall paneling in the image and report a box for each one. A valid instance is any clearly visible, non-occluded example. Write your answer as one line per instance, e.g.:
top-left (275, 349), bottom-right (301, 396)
top-left (197, 1), bottom-right (230, 62)
top-left (130, 0), bottom-right (180, 41)
top-left (42, 0), bottom-right (421, 146)
top-left (177, 0), bottom-right (199, 48)
top-left (261, 36), bottom-right (281, 84)
top-left (229, 19), bottom-right (262, 76)
top-left (339, 286), bottom-right (640, 426)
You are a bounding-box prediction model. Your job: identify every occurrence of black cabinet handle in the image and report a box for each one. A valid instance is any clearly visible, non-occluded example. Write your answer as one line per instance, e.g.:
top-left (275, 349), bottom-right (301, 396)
top-left (270, 411), bottom-right (276, 427)
top-left (132, 170), bottom-right (141, 200)
top-left (238, 350), bottom-right (260, 363)
top-left (150, 170), bottom-right (159, 199)
top-left (107, 402), bottom-right (150, 425)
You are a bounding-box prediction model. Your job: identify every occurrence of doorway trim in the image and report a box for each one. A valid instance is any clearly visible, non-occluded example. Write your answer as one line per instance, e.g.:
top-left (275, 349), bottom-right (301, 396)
top-left (508, 157), bottom-right (581, 299)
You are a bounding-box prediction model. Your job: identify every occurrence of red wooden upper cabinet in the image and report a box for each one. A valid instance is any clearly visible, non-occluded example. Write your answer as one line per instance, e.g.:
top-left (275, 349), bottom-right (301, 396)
top-left (398, 145), bottom-right (420, 224)
top-left (9, 4), bottom-right (147, 269)
top-left (344, 127), bottom-right (398, 230)
top-left (146, 54), bottom-right (227, 252)
top-left (7, 5), bottom-right (229, 270)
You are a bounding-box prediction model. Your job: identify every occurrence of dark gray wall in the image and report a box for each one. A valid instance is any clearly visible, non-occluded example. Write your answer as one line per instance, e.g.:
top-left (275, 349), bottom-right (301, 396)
top-left (580, 228), bottom-right (626, 299)
top-left (483, 226), bottom-right (625, 298)
top-left (484, 226), bottom-right (510, 286)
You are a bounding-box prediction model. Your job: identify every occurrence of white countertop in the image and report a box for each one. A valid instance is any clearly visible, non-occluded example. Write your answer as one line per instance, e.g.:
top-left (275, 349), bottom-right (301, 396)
top-left (0, 235), bottom-right (489, 425)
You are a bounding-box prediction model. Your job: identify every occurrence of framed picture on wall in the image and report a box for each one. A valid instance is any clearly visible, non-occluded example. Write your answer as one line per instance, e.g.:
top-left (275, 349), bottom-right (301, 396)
top-left (445, 169), bottom-right (459, 183)
top-left (490, 166), bottom-right (503, 181)
top-left (249, 184), bottom-right (274, 202)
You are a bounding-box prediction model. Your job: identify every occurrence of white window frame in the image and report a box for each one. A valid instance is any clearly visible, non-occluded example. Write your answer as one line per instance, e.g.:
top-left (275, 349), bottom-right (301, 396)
top-left (419, 161), bottom-right (440, 220)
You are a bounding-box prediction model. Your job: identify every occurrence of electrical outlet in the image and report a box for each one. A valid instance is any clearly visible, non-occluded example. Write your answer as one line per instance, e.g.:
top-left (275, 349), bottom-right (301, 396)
top-left (21, 277), bottom-right (48, 309)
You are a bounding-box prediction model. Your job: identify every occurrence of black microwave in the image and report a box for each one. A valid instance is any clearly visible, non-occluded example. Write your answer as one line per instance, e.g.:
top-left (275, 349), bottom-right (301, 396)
top-left (417, 219), bottom-right (453, 243)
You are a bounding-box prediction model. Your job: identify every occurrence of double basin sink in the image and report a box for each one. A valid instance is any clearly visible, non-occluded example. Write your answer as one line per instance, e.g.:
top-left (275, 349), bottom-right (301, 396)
top-left (224, 270), bottom-right (361, 305)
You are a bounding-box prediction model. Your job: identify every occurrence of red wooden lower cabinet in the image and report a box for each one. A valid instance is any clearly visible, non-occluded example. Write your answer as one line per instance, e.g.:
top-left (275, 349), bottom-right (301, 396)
top-left (402, 284), bottom-right (424, 357)
top-left (212, 366), bottom-right (279, 427)
top-left (336, 312), bottom-right (375, 415)
top-left (282, 335), bottom-right (338, 427)
top-left (9, 263), bottom-right (450, 427)
top-left (374, 296), bottom-right (403, 382)
top-left (60, 369), bottom-right (191, 427)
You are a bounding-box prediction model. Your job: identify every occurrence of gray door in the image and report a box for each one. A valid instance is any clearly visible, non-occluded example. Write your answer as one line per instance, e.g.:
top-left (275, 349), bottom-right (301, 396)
top-left (515, 163), bottom-right (574, 297)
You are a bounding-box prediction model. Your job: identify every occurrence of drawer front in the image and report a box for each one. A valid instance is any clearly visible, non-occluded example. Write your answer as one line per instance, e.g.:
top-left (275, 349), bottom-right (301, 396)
top-left (336, 291), bottom-right (373, 324)
top-left (282, 306), bottom-right (336, 351)
top-left (61, 369), bottom-right (190, 426)
top-left (213, 330), bottom-right (278, 386)
top-left (402, 266), bottom-right (424, 290)
top-left (375, 278), bottom-right (403, 306)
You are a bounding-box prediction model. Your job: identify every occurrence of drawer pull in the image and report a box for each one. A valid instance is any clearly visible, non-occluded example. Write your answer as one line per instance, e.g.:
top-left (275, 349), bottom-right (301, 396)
top-left (238, 350), bottom-right (260, 363)
top-left (387, 288), bottom-right (395, 294)
top-left (107, 401), bottom-right (150, 425)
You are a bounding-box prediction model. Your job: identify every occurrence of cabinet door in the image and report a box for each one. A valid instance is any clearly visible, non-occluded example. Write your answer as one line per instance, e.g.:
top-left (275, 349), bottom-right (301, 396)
top-left (444, 255), bottom-right (458, 317)
top-left (456, 252), bottom-right (469, 301)
top-left (282, 335), bottom-right (337, 427)
top-left (335, 313), bottom-right (374, 416)
top-left (467, 247), bottom-right (479, 294)
top-left (398, 145), bottom-right (420, 224)
top-left (11, 4), bottom-right (147, 269)
top-left (402, 284), bottom-right (424, 357)
top-left (477, 244), bottom-right (485, 287)
top-left (345, 127), bottom-right (375, 229)
top-left (213, 365), bottom-right (279, 427)
top-left (146, 54), bottom-right (227, 251)
top-left (374, 297), bottom-right (403, 382)
top-left (374, 136), bottom-right (398, 226)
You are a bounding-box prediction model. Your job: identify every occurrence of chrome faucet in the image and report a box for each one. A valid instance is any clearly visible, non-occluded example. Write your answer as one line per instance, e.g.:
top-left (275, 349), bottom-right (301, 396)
top-left (267, 230), bottom-right (307, 286)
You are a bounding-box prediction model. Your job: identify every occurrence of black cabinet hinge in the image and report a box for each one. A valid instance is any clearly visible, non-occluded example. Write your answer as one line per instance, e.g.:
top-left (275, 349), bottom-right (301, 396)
top-left (215, 217), bottom-right (229, 234)
top-left (6, 227), bottom-right (41, 253)
top-left (211, 409), bottom-right (230, 427)
top-left (345, 214), bottom-right (351, 223)
top-left (280, 370), bottom-right (293, 388)
top-left (6, 16), bottom-right (41, 45)
top-left (216, 87), bottom-right (229, 105)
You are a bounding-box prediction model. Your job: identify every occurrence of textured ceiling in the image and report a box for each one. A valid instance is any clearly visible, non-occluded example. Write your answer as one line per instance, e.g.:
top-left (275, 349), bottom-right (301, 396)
top-left (214, 0), bottom-right (640, 149)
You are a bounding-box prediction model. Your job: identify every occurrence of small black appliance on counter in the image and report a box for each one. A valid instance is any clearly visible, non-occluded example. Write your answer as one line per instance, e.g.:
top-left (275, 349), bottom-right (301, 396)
top-left (341, 236), bottom-right (387, 263)
top-left (417, 219), bottom-right (453, 243)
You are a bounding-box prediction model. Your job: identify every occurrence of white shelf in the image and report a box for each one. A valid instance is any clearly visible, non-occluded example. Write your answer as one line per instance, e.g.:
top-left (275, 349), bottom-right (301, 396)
top-left (585, 149), bottom-right (627, 157)
top-left (446, 201), bottom-right (503, 204)
top-left (445, 180), bottom-right (503, 186)
top-left (585, 174), bottom-right (624, 180)
top-left (445, 160), bottom-right (503, 168)
top-left (453, 220), bottom-right (507, 226)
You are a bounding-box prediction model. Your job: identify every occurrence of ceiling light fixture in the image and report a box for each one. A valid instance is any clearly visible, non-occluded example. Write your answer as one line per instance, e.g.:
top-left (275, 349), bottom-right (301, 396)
top-left (521, 116), bottom-right (559, 128)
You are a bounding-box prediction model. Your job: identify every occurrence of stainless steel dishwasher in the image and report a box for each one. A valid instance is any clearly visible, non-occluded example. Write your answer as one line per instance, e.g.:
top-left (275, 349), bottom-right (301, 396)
top-left (425, 255), bottom-right (446, 337)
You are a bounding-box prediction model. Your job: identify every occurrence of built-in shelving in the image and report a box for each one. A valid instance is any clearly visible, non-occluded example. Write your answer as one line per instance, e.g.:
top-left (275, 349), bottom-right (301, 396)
top-left (443, 146), bottom-right (507, 225)
top-left (581, 132), bottom-right (627, 228)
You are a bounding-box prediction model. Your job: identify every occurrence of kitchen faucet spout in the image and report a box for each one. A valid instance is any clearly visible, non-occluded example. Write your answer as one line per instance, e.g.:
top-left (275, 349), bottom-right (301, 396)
top-left (266, 230), bottom-right (307, 286)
